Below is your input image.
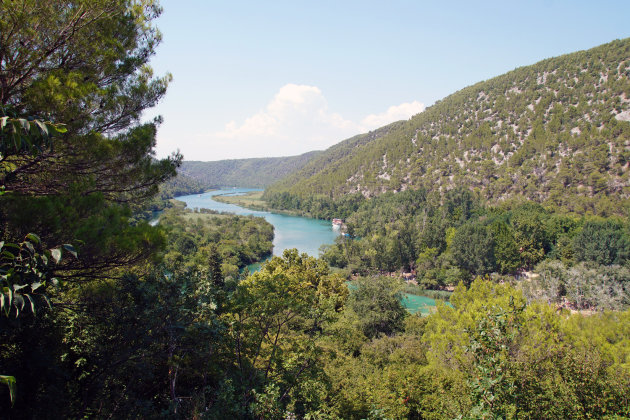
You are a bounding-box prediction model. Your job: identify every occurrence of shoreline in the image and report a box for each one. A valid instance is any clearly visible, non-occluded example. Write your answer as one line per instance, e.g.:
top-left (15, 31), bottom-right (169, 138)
top-left (212, 190), bottom-right (327, 219)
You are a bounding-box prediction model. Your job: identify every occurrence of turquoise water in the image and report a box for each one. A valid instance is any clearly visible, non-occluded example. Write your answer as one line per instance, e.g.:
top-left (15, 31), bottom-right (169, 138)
top-left (177, 188), bottom-right (340, 257)
top-left (402, 294), bottom-right (440, 316)
top-left (346, 282), bottom-right (448, 316)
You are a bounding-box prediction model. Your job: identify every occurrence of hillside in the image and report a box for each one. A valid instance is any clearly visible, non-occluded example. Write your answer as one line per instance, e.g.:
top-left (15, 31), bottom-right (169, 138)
top-left (265, 38), bottom-right (630, 215)
top-left (264, 120), bottom-right (405, 191)
top-left (161, 172), bottom-right (206, 197)
top-left (180, 150), bottom-right (321, 188)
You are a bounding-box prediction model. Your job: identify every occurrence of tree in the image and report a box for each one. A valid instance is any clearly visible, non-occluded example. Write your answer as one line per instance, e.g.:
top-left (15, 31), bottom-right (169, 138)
top-left (1, 1), bottom-right (166, 130)
top-left (348, 276), bottom-right (407, 338)
top-left (0, 0), bottom-right (180, 278)
top-left (572, 219), bottom-right (630, 265)
top-left (0, 0), bottom-right (179, 197)
top-left (510, 204), bottom-right (551, 268)
top-left (491, 221), bottom-right (520, 274)
top-left (224, 249), bottom-right (347, 417)
top-left (0, 1), bottom-right (180, 414)
top-left (465, 298), bottom-right (524, 419)
top-left (451, 223), bottom-right (496, 278)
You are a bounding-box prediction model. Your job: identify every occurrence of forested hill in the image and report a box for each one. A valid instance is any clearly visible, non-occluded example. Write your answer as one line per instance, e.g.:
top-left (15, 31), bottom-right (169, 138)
top-left (264, 120), bottom-right (406, 192)
top-left (265, 38), bottom-right (630, 215)
top-left (180, 150), bottom-right (321, 188)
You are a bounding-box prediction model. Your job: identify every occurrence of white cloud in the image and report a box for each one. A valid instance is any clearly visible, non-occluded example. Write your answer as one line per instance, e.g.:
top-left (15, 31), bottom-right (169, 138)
top-left (213, 84), bottom-right (424, 158)
top-left (360, 101), bottom-right (425, 130)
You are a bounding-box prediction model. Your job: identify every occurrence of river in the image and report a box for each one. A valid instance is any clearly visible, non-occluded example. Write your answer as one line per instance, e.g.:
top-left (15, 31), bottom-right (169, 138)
top-left (175, 188), bottom-right (446, 315)
top-left (176, 188), bottom-right (340, 257)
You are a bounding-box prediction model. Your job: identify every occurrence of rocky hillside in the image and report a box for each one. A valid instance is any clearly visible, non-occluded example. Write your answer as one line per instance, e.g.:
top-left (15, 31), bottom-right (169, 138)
top-left (265, 38), bottom-right (630, 215)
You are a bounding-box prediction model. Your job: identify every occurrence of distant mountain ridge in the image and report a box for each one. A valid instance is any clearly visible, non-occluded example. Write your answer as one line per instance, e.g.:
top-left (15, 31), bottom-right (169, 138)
top-left (180, 151), bottom-right (321, 188)
top-left (264, 38), bottom-right (630, 215)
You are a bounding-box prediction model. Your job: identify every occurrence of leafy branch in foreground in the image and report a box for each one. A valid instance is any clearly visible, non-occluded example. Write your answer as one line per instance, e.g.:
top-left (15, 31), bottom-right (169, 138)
top-left (463, 297), bottom-right (525, 419)
top-left (0, 233), bottom-right (76, 318)
top-left (0, 232), bottom-right (76, 406)
top-left (0, 107), bottom-right (67, 162)
top-left (0, 375), bottom-right (16, 407)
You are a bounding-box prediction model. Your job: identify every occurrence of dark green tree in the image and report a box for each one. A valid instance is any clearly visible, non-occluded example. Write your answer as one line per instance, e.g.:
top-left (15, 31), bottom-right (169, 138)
top-left (491, 221), bottom-right (520, 274)
top-left (572, 219), bottom-right (630, 265)
top-left (451, 223), bottom-right (497, 278)
top-left (208, 243), bottom-right (224, 288)
top-left (510, 204), bottom-right (551, 268)
top-left (0, 0), bottom-right (180, 276)
top-left (348, 276), bottom-right (407, 338)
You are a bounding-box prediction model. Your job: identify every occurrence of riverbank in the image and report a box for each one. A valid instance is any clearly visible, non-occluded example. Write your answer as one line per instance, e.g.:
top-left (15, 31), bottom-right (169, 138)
top-left (175, 189), bottom-right (340, 257)
top-left (212, 190), bottom-right (321, 218)
top-left (211, 190), bottom-right (268, 210)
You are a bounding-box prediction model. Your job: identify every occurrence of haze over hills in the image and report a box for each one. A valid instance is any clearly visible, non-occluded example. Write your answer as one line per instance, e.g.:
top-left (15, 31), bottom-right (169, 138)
top-left (179, 151), bottom-right (321, 188)
top-left (264, 38), bottom-right (630, 216)
top-left (179, 121), bottom-right (407, 191)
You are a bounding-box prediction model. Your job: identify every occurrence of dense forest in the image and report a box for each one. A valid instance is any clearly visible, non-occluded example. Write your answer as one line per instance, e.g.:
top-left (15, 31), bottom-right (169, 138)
top-left (160, 173), bottom-right (207, 199)
top-left (316, 188), bottom-right (630, 311)
top-left (1, 2), bottom-right (629, 419)
top-left (180, 151), bottom-right (320, 188)
top-left (159, 204), bottom-right (274, 278)
top-left (264, 38), bottom-right (630, 216)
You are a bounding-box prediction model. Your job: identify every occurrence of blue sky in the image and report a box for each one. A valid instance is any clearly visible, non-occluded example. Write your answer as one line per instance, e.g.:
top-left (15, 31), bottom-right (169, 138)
top-left (147, 0), bottom-right (630, 161)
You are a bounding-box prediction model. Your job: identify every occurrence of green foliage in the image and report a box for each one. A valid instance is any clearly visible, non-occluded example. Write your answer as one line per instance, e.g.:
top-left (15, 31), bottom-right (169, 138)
top-left (572, 218), bottom-right (630, 265)
top-left (451, 222), bottom-right (496, 278)
top-left (0, 0), bottom-right (182, 414)
top-left (0, 108), bottom-right (67, 160)
top-left (510, 203), bottom-right (552, 268)
top-left (464, 297), bottom-right (525, 419)
top-left (491, 221), bottom-right (520, 274)
top-left (316, 186), bottom-right (630, 311)
top-left (159, 205), bottom-right (274, 274)
top-left (316, 278), bottom-right (629, 419)
top-left (0, 234), bottom-right (74, 318)
top-left (1, 0), bottom-right (168, 133)
top-left (422, 279), bottom-right (630, 419)
top-left (1, 0), bottom-right (180, 279)
top-left (224, 249), bottom-right (348, 417)
top-left (319, 188), bottom-right (484, 279)
top-left (348, 276), bottom-right (407, 338)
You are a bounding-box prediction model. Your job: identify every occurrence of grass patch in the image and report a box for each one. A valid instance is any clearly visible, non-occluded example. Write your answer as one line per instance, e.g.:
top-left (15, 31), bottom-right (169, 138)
top-left (169, 198), bottom-right (188, 208)
top-left (213, 190), bottom-right (267, 208)
top-left (213, 191), bottom-right (307, 217)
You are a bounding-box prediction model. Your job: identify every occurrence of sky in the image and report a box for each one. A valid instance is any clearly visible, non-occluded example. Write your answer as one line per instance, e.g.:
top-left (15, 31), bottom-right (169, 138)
top-left (146, 0), bottom-right (630, 161)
